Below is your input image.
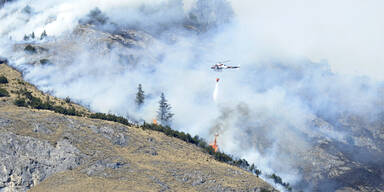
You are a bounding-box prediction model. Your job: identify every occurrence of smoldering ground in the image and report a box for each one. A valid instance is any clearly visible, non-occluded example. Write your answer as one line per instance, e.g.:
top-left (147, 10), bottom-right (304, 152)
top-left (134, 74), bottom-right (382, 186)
top-left (0, 0), bottom-right (383, 191)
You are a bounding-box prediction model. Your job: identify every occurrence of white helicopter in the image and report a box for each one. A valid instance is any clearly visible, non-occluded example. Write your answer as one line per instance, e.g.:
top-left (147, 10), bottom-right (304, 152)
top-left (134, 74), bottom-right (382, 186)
top-left (211, 60), bottom-right (240, 72)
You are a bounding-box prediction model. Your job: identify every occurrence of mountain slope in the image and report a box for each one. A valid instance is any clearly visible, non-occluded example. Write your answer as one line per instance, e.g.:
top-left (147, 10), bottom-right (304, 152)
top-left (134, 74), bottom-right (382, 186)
top-left (0, 62), bottom-right (276, 192)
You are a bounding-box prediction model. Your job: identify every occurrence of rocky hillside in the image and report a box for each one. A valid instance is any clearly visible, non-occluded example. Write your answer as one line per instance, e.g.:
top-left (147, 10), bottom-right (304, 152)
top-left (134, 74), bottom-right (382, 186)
top-left (0, 62), bottom-right (275, 191)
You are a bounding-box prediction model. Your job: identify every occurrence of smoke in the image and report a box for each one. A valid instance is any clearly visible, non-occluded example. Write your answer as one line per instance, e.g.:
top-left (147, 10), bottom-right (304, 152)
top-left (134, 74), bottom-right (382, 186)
top-left (0, 0), bottom-right (383, 191)
top-left (213, 80), bottom-right (219, 102)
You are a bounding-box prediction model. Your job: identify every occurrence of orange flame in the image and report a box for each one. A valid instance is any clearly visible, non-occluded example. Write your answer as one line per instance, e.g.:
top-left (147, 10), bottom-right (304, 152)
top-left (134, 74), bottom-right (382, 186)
top-left (153, 119), bottom-right (158, 125)
top-left (209, 134), bottom-right (219, 152)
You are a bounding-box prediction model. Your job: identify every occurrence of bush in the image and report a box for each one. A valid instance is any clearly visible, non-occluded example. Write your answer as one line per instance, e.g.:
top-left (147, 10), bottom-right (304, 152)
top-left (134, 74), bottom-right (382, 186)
top-left (51, 105), bottom-right (80, 116)
top-left (14, 88), bottom-right (81, 116)
top-left (65, 96), bottom-right (71, 103)
top-left (0, 76), bottom-right (8, 84)
top-left (24, 44), bottom-right (36, 54)
top-left (0, 88), bottom-right (9, 97)
top-left (268, 173), bottom-right (292, 191)
top-left (40, 59), bottom-right (50, 65)
top-left (14, 98), bottom-right (27, 107)
top-left (89, 113), bottom-right (131, 126)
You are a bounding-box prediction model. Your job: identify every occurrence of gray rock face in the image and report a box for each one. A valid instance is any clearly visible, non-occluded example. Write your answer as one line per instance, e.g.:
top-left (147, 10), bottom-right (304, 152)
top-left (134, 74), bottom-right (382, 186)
top-left (82, 157), bottom-right (129, 177)
top-left (0, 133), bottom-right (86, 191)
top-left (88, 124), bottom-right (129, 146)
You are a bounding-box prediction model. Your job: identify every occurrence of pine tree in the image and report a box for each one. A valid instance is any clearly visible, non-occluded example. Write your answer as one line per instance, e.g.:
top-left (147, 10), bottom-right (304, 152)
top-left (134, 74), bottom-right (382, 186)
top-left (23, 34), bottom-right (29, 41)
top-left (250, 163), bottom-right (255, 172)
top-left (40, 30), bottom-right (47, 40)
top-left (135, 84), bottom-right (145, 108)
top-left (31, 32), bottom-right (35, 39)
top-left (157, 92), bottom-right (174, 126)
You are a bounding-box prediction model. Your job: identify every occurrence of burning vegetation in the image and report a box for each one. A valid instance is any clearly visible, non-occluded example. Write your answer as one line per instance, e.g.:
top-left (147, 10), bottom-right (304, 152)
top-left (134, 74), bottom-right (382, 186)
top-left (209, 134), bottom-right (219, 152)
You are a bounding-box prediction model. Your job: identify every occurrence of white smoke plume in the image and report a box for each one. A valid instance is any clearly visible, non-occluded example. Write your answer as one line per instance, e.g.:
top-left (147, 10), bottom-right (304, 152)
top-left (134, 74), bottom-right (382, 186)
top-left (213, 80), bottom-right (219, 102)
top-left (0, 0), bottom-right (383, 191)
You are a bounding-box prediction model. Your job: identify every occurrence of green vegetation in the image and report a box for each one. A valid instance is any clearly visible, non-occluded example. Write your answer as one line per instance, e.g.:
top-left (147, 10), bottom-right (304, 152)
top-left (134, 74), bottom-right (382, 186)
top-left (250, 163), bottom-right (262, 177)
top-left (40, 59), bottom-right (50, 65)
top-left (135, 84), bottom-right (145, 108)
top-left (268, 173), bottom-right (292, 191)
top-left (0, 76), bottom-right (8, 84)
top-left (23, 34), bottom-right (30, 41)
top-left (40, 30), bottom-right (47, 40)
top-left (157, 92), bottom-right (174, 126)
top-left (14, 89), bottom-right (81, 116)
top-left (24, 44), bottom-right (36, 54)
top-left (89, 113), bottom-right (131, 126)
top-left (260, 189), bottom-right (273, 192)
top-left (0, 88), bottom-right (9, 97)
top-left (14, 97), bottom-right (27, 107)
top-left (65, 96), bottom-right (71, 103)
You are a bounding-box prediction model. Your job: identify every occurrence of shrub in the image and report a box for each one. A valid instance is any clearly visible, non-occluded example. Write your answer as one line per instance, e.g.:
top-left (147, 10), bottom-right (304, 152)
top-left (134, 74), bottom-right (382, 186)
top-left (40, 59), bottom-right (50, 65)
top-left (0, 76), bottom-right (8, 84)
top-left (89, 113), bottom-right (131, 126)
top-left (28, 96), bottom-right (44, 108)
top-left (51, 105), bottom-right (79, 116)
top-left (268, 173), bottom-right (292, 191)
top-left (14, 98), bottom-right (27, 107)
top-left (14, 88), bottom-right (81, 116)
top-left (0, 88), bottom-right (9, 97)
top-left (65, 96), bottom-right (71, 103)
top-left (24, 45), bottom-right (36, 54)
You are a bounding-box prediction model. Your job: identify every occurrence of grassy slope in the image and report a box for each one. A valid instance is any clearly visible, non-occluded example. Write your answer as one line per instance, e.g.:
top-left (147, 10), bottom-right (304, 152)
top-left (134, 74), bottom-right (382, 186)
top-left (0, 63), bottom-right (276, 192)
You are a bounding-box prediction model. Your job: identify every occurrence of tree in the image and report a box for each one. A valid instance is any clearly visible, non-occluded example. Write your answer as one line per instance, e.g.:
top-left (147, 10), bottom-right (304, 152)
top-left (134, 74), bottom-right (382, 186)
top-left (135, 84), bottom-right (145, 108)
top-left (249, 163), bottom-right (262, 177)
top-left (0, 76), bottom-right (8, 84)
top-left (157, 92), bottom-right (174, 126)
top-left (40, 30), bottom-right (47, 40)
top-left (23, 34), bottom-right (29, 41)
top-left (65, 96), bottom-right (71, 103)
top-left (31, 32), bottom-right (35, 39)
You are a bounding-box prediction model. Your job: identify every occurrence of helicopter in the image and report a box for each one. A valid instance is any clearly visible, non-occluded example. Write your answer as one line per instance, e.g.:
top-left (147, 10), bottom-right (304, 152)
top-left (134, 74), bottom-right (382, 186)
top-left (211, 60), bottom-right (240, 72)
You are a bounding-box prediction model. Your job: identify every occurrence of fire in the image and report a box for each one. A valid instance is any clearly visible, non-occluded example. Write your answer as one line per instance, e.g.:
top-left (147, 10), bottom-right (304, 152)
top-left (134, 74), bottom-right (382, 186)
top-left (153, 119), bottom-right (157, 125)
top-left (209, 134), bottom-right (219, 152)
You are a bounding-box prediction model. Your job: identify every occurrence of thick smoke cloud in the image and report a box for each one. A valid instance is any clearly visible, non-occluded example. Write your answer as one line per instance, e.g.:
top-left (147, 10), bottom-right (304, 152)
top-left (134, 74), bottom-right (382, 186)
top-left (0, 0), bottom-right (383, 191)
top-left (229, 0), bottom-right (384, 81)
